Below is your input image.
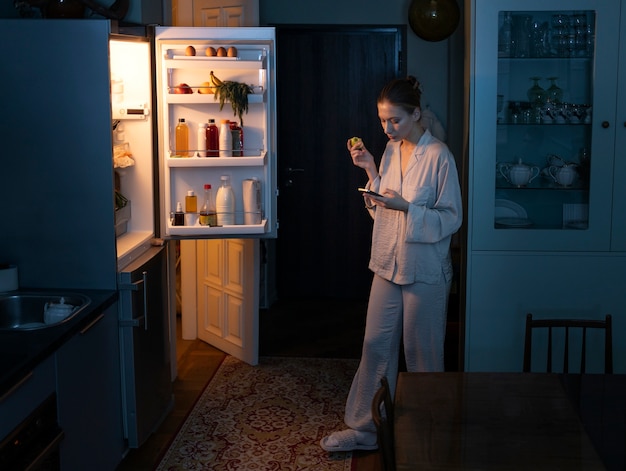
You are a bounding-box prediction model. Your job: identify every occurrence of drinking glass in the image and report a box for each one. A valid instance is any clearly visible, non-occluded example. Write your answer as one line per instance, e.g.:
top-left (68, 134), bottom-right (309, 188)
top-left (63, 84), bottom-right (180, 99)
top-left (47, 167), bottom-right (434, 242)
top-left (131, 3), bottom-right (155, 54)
top-left (530, 20), bottom-right (547, 57)
top-left (527, 77), bottom-right (546, 106)
top-left (546, 77), bottom-right (563, 103)
top-left (550, 14), bottom-right (569, 56)
top-left (512, 14), bottom-right (532, 58)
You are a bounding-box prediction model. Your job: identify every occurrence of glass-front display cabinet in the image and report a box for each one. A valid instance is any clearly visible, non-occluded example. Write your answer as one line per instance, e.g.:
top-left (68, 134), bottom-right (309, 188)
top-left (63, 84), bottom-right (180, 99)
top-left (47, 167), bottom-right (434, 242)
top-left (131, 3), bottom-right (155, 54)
top-left (464, 0), bottom-right (626, 373)
top-left (468, 0), bottom-right (625, 252)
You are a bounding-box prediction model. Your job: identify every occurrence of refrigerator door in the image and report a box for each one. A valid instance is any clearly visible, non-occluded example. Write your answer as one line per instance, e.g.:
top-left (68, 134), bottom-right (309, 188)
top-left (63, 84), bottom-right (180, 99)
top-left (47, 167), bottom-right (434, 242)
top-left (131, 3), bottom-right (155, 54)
top-left (154, 27), bottom-right (277, 239)
top-left (109, 34), bottom-right (158, 269)
top-left (118, 245), bottom-right (173, 448)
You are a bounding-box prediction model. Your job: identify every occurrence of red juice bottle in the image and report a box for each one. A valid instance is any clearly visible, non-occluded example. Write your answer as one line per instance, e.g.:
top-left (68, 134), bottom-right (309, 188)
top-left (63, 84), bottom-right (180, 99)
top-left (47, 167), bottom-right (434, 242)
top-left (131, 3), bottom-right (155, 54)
top-left (206, 118), bottom-right (219, 157)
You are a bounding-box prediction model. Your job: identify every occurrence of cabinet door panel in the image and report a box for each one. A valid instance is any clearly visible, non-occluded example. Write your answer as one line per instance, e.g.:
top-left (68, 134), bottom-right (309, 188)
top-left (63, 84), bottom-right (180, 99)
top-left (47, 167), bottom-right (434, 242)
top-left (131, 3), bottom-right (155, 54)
top-left (56, 305), bottom-right (124, 469)
top-left (466, 253), bottom-right (626, 372)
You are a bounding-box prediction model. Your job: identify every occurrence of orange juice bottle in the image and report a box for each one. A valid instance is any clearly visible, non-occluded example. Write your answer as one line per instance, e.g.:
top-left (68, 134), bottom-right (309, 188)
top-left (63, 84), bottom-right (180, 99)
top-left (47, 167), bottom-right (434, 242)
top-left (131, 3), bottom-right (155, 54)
top-left (175, 118), bottom-right (190, 157)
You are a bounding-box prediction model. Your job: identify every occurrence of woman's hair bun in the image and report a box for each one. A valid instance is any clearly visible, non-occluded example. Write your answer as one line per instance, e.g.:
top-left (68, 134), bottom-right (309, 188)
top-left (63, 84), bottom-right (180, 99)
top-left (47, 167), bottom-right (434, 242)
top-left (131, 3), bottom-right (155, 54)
top-left (407, 75), bottom-right (422, 92)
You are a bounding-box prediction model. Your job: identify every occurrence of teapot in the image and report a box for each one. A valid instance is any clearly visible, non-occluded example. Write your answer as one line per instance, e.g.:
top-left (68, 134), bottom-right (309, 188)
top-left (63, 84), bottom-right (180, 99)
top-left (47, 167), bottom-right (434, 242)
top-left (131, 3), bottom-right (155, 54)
top-left (549, 163), bottom-right (578, 186)
top-left (499, 158), bottom-right (540, 187)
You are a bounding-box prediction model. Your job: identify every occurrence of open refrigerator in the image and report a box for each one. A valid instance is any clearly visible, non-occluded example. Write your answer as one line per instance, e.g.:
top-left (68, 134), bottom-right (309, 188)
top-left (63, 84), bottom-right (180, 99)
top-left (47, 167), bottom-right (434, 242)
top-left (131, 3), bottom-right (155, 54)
top-left (110, 25), bottom-right (277, 447)
top-left (113, 26), bottom-right (277, 266)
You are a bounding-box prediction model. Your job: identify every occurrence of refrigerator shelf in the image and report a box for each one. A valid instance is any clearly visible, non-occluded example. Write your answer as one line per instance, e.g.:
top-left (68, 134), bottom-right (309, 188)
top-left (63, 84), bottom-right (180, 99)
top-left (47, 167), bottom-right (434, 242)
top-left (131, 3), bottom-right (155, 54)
top-left (167, 219), bottom-right (267, 236)
top-left (163, 56), bottom-right (266, 70)
top-left (166, 152), bottom-right (266, 167)
top-left (165, 91), bottom-right (265, 104)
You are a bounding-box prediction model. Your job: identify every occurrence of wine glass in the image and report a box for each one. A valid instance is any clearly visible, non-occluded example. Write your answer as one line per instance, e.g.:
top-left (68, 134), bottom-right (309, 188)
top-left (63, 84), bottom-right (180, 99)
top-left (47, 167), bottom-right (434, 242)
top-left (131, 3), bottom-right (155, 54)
top-left (546, 77), bottom-right (563, 103)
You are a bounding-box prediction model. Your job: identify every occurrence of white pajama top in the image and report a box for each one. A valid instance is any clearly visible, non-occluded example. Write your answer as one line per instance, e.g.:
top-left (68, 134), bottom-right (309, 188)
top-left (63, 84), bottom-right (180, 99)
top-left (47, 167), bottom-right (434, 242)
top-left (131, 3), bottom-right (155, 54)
top-left (366, 129), bottom-right (463, 285)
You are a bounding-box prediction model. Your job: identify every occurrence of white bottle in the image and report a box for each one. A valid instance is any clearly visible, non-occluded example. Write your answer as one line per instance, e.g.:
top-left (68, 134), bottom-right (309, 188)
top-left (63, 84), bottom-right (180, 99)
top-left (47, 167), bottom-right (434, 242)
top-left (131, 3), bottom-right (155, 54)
top-left (216, 175), bottom-right (235, 225)
top-left (219, 119), bottom-right (232, 157)
top-left (197, 122), bottom-right (207, 157)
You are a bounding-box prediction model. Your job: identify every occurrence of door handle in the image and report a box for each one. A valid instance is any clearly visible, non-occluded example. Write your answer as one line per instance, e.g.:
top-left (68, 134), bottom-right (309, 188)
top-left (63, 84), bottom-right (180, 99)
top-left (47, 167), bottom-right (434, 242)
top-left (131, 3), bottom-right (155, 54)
top-left (284, 167), bottom-right (305, 187)
top-left (141, 271), bottom-right (148, 331)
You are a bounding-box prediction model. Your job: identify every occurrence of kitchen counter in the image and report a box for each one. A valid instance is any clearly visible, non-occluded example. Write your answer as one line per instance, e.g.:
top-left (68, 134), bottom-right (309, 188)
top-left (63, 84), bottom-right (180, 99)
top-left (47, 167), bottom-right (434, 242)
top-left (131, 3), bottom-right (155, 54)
top-left (0, 288), bottom-right (118, 399)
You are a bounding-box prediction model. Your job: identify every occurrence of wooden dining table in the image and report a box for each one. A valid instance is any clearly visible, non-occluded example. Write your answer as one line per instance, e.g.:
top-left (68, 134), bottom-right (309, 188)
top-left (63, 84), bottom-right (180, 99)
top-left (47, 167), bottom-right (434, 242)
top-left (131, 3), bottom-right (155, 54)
top-left (394, 372), bottom-right (626, 470)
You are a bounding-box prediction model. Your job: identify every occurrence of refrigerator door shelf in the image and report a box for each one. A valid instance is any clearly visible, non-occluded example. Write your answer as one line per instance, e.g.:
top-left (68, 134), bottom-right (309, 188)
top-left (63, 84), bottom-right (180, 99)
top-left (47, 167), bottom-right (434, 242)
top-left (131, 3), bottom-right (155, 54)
top-left (168, 218), bottom-right (267, 236)
top-left (165, 92), bottom-right (265, 104)
top-left (166, 152), bottom-right (266, 167)
top-left (163, 55), bottom-right (266, 68)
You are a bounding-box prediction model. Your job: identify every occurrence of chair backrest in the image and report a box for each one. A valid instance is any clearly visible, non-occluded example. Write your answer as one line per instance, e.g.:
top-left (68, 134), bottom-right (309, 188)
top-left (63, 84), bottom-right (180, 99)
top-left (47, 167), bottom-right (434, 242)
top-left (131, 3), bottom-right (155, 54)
top-left (371, 376), bottom-right (396, 471)
top-left (523, 313), bottom-right (613, 374)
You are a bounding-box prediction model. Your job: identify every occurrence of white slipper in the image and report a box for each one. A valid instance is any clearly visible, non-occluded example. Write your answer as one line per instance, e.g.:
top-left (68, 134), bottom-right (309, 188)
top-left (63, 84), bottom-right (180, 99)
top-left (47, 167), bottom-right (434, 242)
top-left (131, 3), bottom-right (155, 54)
top-left (320, 429), bottom-right (378, 452)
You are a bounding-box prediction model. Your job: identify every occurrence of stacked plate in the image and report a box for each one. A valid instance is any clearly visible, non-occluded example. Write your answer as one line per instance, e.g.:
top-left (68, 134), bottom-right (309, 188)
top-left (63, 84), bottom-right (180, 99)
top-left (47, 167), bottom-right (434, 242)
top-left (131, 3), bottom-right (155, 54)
top-left (495, 199), bottom-right (532, 227)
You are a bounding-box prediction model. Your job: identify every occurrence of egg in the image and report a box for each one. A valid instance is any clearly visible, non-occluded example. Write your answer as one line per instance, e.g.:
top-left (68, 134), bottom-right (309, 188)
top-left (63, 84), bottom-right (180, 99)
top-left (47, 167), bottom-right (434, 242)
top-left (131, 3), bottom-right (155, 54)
top-left (217, 47), bottom-right (227, 57)
top-left (227, 46), bottom-right (238, 57)
top-left (205, 46), bottom-right (217, 56)
top-left (185, 45), bottom-right (196, 56)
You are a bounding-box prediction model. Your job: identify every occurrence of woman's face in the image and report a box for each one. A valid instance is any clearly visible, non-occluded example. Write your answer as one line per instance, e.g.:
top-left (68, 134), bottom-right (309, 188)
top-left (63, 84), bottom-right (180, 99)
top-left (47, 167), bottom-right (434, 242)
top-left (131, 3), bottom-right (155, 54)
top-left (377, 100), bottom-right (418, 142)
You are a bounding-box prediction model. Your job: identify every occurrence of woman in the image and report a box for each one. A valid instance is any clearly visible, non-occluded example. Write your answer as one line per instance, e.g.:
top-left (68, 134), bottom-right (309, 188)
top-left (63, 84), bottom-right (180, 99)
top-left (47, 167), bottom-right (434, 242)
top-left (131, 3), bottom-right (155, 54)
top-left (321, 76), bottom-right (463, 452)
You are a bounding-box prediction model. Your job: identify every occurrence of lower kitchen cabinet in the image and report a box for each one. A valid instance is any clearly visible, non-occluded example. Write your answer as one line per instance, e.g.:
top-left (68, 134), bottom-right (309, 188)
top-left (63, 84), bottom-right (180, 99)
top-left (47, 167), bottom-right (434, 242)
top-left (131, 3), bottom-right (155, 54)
top-left (55, 304), bottom-right (125, 470)
top-left (0, 355), bottom-right (56, 440)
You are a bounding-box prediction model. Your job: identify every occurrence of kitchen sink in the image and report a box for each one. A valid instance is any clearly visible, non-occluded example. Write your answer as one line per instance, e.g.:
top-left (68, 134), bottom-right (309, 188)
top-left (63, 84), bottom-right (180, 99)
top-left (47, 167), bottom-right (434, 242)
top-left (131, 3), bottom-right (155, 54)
top-left (0, 293), bottom-right (91, 330)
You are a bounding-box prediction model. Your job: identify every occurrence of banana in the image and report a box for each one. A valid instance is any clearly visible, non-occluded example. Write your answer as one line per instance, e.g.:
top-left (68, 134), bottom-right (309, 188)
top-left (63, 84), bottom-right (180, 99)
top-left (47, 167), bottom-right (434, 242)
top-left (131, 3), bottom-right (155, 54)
top-left (210, 71), bottom-right (224, 87)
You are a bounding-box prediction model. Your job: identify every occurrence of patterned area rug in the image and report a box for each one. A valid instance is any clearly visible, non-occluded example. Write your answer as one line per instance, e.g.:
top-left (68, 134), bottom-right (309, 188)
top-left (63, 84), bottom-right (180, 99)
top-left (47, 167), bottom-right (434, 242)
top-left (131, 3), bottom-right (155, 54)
top-left (156, 356), bottom-right (359, 470)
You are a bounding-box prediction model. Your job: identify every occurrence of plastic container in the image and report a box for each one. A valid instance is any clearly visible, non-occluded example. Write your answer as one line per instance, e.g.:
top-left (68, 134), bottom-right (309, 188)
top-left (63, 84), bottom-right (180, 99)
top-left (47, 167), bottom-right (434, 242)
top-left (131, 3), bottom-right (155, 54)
top-left (242, 177), bottom-right (262, 224)
top-left (216, 175), bottom-right (235, 225)
top-left (175, 118), bottom-right (190, 157)
top-left (197, 122), bottom-right (207, 157)
top-left (199, 184), bottom-right (217, 226)
top-left (206, 118), bottom-right (219, 157)
top-left (219, 119), bottom-right (232, 157)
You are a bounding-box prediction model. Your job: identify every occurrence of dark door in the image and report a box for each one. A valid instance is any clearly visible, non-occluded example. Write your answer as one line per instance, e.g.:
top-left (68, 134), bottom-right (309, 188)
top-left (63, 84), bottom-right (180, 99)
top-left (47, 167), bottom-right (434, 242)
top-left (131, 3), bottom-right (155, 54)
top-left (275, 25), bottom-right (406, 300)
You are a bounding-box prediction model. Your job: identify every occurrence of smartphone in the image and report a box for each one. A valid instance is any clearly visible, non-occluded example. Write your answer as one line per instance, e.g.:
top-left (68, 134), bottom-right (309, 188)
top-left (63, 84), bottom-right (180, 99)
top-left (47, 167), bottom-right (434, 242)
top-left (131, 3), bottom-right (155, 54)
top-left (358, 187), bottom-right (383, 198)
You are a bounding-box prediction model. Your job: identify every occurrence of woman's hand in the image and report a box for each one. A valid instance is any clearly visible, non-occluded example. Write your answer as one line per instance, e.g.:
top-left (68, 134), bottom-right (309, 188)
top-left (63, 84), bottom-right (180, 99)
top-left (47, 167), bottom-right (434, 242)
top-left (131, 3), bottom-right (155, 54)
top-left (373, 189), bottom-right (409, 212)
top-left (347, 138), bottom-right (376, 171)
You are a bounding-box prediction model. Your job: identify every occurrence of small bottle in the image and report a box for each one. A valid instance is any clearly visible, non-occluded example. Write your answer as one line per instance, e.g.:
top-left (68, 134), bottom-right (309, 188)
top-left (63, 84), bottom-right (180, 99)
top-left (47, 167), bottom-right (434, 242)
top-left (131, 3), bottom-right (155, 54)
top-left (230, 121), bottom-right (243, 157)
top-left (216, 175), bottom-right (235, 225)
top-left (197, 122), bottom-right (207, 157)
top-left (199, 184), bottom-right (217, 226)
top-left (185, 189), bottom-right (197, 213)
top-left (175, 118), bottom-right (190, 157)
top-left (206, 118), bottom-right (219, 157)
top-left (219, 119), bottom-right (233, 157)
top-left (174, 201), bottom-right (185, 226)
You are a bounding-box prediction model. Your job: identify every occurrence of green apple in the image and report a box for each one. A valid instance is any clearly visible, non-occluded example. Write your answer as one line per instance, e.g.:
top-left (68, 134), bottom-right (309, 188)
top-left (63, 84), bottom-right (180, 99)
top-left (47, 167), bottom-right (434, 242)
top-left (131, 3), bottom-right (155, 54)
top-left (350, 136), bottom-right (363, 149)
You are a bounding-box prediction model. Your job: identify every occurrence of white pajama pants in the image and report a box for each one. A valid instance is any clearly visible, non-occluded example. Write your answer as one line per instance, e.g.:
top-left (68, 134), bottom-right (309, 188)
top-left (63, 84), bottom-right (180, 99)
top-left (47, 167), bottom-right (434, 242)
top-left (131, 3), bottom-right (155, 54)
top-left (344, 273), bottom-right (451, 433)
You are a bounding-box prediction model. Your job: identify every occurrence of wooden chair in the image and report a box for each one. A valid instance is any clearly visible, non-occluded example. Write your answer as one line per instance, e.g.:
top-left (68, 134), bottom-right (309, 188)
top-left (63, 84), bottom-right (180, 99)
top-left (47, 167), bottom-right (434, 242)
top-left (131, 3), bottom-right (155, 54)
top-left (523, 313), bottom-right (613, 373)
top-left (371, 376), bottom-right (396, 471)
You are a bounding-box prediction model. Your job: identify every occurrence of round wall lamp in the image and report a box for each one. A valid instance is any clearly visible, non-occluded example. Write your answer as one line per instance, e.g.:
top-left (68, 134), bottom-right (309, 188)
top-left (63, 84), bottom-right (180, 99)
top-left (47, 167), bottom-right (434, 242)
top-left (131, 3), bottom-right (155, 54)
top-left (408, 0), bottom-right (461, 42)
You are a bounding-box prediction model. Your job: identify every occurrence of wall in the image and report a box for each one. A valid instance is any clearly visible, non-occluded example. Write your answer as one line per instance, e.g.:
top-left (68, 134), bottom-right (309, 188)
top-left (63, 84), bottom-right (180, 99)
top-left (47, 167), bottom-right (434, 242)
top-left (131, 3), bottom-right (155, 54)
top-left (259, 0), bottom-right (465, 163)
